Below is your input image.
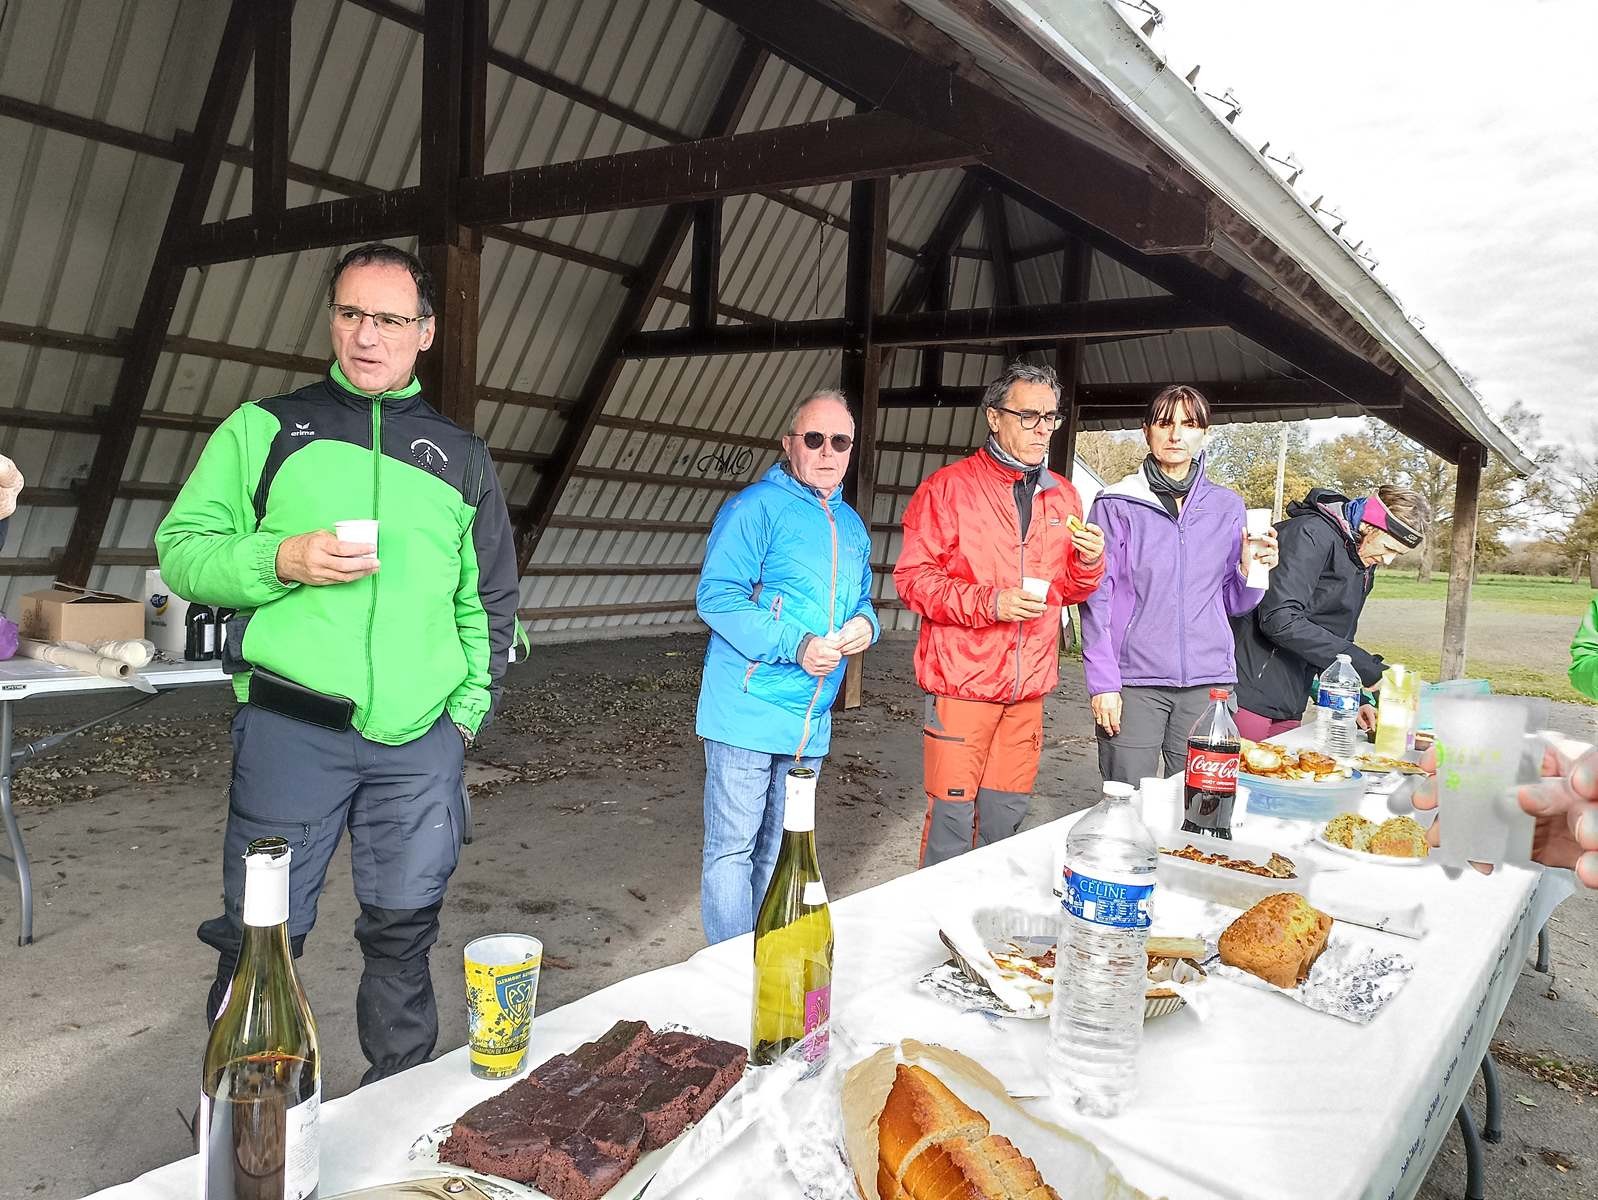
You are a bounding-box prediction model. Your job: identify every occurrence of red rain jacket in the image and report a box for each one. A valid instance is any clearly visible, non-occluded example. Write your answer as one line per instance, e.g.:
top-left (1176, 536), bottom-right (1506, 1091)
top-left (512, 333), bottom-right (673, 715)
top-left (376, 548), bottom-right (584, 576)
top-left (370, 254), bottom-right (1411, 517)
top-left (895, 450), bottom-right (1104, 703)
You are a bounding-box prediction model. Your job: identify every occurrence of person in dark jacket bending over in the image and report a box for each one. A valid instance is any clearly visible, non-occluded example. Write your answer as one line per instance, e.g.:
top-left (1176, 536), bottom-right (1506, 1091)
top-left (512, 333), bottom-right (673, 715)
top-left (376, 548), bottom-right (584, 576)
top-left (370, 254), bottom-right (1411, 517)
top-left (1230, 485), bottom-right (1429, 742)
top-left (1082, 385), bottom-right (1278, 783)
top-left (156, 243), bottom-right (525, 1083)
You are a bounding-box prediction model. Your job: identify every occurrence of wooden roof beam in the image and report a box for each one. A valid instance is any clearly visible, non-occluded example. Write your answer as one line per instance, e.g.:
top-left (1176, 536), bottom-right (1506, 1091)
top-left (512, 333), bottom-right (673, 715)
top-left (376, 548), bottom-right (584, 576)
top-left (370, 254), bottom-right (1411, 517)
top-left (694, 0), bottom-right (1209, 253)
top-left (622, 297), bottom-right (1217, 358)
top-left (877, 377), bottom-right (1395, 411)
top-left (180, 110), bottom-right (974, 266)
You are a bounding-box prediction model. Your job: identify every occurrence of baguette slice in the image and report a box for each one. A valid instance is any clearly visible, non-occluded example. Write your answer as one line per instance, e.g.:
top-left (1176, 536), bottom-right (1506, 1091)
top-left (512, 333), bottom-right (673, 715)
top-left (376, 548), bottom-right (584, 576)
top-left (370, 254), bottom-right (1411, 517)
top-left (878, 1065), bottom-right (989, 1181)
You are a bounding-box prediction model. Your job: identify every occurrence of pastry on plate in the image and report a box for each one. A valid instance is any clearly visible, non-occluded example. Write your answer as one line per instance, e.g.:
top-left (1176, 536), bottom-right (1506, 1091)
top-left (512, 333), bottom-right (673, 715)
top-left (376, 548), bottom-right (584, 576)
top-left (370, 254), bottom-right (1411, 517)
top-left (1368, 815), bottom-right (1429, 859)
top-left (1321, 812), bottom-right (1376, 852)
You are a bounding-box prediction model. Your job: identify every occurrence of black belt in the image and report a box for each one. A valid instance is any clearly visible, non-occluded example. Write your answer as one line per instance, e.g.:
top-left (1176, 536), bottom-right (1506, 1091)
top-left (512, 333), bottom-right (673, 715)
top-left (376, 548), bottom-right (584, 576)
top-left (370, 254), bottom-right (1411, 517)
top-left (249, 666), bottom-right (354, 732)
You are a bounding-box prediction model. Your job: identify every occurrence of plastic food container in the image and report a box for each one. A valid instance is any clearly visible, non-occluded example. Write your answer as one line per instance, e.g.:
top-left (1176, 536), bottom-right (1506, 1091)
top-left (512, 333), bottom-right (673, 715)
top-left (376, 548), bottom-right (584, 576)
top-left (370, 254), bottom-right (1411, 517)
top-left (1155, 832), bottom-right (1320, 909)
top-left (1239, 770), bottom-right (1365, 822)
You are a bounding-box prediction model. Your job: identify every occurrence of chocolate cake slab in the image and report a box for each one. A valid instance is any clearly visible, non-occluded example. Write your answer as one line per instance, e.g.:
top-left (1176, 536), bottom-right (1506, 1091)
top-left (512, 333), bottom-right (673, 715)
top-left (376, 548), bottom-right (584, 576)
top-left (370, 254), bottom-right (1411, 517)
top-left (533, 1132), bottom-right (632, 1200)
top-left (569, 1019), bottom-right (653, 1077)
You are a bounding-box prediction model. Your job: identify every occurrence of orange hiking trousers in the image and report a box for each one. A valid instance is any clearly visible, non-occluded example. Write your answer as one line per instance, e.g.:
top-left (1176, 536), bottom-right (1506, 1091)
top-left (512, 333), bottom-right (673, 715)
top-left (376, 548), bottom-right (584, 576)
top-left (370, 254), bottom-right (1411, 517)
top-left (919, 693), bottom-right (1044, 867)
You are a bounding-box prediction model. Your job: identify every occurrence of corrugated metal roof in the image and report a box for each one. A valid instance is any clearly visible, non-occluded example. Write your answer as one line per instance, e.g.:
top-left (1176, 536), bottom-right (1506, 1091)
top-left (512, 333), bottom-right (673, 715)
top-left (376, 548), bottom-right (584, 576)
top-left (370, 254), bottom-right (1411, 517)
top-left (0, 0), bottom-right (1407, 632)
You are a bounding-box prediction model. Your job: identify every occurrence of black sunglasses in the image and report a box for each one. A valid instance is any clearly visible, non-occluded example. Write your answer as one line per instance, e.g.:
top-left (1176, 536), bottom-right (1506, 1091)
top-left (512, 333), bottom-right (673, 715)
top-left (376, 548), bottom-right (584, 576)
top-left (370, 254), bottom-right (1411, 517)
top-left (793, 431), bottom-right (854, 453)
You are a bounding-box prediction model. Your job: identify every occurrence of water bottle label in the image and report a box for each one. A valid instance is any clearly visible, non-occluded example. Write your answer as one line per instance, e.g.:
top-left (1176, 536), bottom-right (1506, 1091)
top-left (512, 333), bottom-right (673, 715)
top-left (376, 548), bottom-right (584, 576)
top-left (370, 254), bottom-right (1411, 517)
top-left (803, 985), bottom-right (831, 1062)
top-left (1317, 687), bottom-right (1359, 716)
top-left (1062, 871), bottom-right (1154, 929)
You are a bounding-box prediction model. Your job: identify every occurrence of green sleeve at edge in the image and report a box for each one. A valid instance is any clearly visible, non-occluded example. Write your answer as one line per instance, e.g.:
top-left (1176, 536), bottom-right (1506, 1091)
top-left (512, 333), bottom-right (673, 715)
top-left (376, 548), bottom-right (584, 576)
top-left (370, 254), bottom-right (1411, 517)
top-left (1570, 596), bottom-right (1598, 701)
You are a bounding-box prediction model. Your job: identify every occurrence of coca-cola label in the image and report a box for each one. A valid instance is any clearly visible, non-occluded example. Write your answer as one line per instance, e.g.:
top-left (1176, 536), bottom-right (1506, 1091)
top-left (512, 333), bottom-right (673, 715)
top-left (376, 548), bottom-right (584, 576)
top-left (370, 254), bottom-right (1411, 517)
top-left (1062, 870), bottom-right (1154, 929)
top-left (1185, 746), bottom-right (1239, 794)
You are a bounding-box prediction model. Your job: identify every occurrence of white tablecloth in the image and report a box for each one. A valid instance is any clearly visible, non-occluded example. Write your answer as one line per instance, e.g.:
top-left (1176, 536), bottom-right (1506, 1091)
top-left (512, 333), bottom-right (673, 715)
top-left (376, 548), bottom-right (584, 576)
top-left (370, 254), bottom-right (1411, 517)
top-left (90, 789), bottom-right (1573, 1200)
top-left (0, 656), bottom-right (226, 698)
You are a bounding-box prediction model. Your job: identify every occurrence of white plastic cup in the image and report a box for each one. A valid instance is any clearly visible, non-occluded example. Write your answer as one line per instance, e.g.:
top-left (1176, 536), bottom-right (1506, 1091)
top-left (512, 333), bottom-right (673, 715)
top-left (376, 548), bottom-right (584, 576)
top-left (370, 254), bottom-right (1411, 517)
top-left (335, 519), bottom-right (379, 560)
top-left (1245, 508), bottom-right (1272, 588)
top-left (1021, 575), bottom-right (1049, 600)
top-left (1138, 775), bottom-right (1183, 833)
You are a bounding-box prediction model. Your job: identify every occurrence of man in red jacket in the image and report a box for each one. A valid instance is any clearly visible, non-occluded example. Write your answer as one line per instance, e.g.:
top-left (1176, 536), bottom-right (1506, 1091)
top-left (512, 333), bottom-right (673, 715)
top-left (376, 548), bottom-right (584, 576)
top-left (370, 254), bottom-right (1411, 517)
top-left (895, 362), bottom-right (1105, 866)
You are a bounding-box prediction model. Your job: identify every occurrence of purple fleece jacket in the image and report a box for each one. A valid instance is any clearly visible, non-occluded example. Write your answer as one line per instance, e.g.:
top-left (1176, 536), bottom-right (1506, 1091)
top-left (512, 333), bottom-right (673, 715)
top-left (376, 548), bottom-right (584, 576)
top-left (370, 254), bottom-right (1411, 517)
top-left (1081, 464), bottom-right (1264, 695)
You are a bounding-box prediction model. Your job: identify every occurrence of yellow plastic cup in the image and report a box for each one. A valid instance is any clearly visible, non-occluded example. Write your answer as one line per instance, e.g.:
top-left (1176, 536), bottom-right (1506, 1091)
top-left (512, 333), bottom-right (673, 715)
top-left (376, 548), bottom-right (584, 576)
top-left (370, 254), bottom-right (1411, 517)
top-left (464, 934), bottom-right (543, 1078)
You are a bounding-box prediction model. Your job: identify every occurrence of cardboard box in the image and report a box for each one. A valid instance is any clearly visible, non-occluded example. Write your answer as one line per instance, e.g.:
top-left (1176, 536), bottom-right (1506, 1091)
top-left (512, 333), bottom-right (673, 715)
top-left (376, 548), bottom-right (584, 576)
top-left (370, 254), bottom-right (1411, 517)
top-left (18, 583), bottom-right (145, 643)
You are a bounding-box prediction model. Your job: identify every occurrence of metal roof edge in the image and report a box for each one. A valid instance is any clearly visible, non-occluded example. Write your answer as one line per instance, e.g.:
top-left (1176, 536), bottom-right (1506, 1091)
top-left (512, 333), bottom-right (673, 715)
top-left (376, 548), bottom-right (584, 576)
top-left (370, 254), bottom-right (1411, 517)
top-left (988, 0), bottom-right (1536, 475)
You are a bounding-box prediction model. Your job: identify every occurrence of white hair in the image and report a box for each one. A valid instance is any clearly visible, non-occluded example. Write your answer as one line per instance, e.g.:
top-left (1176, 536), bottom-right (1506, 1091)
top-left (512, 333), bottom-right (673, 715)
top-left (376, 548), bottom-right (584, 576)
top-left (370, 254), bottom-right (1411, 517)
top-left (785, 388), bottom-right (853, 433)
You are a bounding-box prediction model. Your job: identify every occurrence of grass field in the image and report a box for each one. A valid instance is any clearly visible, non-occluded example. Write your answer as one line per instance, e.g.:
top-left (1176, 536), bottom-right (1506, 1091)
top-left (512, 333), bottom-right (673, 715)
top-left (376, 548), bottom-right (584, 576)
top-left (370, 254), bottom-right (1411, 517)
top-left (1359, 572), bottom-right (1596, 705)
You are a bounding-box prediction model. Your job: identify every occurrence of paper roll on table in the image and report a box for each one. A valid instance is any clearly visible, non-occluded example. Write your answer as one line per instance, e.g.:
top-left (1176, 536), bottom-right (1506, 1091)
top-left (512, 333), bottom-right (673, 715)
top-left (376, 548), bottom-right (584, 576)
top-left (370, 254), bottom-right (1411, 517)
top-left (18, 637), bottom-right (136, 682)
top-left (61, 637), bottom-right (156, 668)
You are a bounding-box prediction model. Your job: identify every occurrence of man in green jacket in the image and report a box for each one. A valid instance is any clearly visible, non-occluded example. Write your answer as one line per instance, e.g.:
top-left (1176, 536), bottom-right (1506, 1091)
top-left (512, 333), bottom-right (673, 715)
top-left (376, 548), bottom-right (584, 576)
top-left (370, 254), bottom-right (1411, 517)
top-left (156, 243), bottom-right (524, 1082)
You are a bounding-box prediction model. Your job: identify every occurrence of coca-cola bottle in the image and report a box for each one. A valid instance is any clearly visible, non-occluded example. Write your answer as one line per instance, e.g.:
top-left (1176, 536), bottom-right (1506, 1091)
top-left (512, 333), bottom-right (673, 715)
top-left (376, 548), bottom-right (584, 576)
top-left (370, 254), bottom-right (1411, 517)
top-left (1182, 688), bottom-right (1240, 839)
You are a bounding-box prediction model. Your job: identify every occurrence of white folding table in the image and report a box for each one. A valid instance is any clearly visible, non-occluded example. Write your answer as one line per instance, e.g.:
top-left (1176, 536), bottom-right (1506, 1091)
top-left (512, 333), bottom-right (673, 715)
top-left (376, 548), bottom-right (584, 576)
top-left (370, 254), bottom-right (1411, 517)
top-left (0, 656), bottom-right (228, 945)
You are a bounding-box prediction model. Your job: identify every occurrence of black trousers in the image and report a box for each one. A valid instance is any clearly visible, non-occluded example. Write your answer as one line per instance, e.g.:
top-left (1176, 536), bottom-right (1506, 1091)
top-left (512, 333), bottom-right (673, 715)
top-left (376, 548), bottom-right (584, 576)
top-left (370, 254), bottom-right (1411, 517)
top-left (200, 704), bottom-right (466, 1084)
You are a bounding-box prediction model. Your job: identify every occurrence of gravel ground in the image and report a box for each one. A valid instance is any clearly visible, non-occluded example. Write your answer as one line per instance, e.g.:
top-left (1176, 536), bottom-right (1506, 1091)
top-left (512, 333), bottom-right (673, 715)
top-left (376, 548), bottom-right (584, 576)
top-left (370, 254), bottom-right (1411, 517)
top-left (0, 632), bottom-right (1593, 1198)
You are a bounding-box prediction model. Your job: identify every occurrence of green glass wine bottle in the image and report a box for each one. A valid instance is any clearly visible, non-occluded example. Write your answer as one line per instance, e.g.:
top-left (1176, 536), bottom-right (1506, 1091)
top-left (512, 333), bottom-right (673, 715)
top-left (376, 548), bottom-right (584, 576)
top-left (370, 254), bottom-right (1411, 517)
top-left (751, 767), bottom-right (833, 1066)
top-left (200, 837), bottom-right (321, 1200)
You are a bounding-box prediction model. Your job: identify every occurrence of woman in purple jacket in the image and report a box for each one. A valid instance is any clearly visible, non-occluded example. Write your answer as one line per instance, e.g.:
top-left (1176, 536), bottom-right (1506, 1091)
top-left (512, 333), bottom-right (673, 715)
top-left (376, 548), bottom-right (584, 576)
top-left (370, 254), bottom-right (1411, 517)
top-left (1081, 386), bottom-right (1278, 784)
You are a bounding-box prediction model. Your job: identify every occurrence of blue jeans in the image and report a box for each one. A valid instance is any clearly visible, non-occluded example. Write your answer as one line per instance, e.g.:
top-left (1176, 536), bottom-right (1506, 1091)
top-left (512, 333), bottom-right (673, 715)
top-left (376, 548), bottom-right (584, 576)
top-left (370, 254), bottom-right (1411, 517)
top-left (700, 739), bottom-right (822, 945)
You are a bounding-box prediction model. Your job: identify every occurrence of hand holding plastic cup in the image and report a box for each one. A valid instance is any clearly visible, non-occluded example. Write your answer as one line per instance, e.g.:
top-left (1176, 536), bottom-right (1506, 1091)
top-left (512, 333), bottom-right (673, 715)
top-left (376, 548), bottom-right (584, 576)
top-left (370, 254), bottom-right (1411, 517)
top-left (1430, 697), bottom-right (1540, 869)
top-left (1245, 509), bottom-right (1272, 588)
top-left (334, 519), bottom-right (379, 564)
top-left (465, 934), bottom-right (543, 1078)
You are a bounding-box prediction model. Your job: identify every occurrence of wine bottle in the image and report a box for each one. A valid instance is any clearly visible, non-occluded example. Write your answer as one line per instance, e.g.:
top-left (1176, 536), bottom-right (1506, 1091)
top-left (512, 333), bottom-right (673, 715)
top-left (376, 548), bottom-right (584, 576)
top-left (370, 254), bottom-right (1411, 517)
top-left (201, 837), bottom-right (321, 1200)
top-left (751, 767), bottom-right (833, 1067)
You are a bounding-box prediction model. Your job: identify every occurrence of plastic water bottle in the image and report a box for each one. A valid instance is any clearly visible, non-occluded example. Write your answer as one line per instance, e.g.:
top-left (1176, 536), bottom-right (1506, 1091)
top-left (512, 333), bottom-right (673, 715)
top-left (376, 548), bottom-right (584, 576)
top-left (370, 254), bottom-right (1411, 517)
top-left (1317, 653), bottom-right (1362, 758)
top-left (1047, 781), bottom-right (1157, 1117)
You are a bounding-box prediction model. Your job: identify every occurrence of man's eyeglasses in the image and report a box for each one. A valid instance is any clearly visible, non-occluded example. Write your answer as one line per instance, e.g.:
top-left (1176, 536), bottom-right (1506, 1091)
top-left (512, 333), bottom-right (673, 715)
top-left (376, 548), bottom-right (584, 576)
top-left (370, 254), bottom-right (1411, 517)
top-left (991, 406), bottom-right (1065, 431)
top-left (328, 303), bottom-right (430, 339)
top-left (792, 431), bottom-right (854, 453)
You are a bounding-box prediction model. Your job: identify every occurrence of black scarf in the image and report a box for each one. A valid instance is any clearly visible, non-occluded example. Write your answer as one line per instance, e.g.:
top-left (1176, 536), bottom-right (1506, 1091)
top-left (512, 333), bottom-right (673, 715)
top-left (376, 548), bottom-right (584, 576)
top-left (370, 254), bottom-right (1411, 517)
top-left (985, 436), bottom-right (1043, 539)
top-left (1142, 453), bottom-right (1199, 519)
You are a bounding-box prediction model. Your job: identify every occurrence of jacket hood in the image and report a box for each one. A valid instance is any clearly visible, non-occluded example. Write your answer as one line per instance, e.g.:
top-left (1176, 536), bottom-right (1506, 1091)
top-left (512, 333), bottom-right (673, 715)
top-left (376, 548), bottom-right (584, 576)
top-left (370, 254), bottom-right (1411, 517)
top-left (1289, 487), bottom-right (1360, 551)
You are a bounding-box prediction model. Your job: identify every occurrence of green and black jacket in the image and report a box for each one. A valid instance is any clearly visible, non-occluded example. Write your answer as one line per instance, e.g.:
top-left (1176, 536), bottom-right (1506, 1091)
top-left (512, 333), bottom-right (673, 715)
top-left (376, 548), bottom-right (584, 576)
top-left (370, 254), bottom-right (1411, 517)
top-left (155, 363), bottom-right (526, 744)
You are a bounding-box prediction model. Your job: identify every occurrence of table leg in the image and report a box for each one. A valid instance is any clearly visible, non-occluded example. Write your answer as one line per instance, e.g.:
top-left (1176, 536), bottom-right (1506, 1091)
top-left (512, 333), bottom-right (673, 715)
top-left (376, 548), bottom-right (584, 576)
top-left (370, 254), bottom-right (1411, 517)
top-left (0, 701), bottom-right (32, 946)
top-left (1455, 1104), bottom-right (1486, 1200)
top-left (1535, 925), bottom-right (1550, 974)
top-left (1480, 1054), bottom-right (1503, 1144)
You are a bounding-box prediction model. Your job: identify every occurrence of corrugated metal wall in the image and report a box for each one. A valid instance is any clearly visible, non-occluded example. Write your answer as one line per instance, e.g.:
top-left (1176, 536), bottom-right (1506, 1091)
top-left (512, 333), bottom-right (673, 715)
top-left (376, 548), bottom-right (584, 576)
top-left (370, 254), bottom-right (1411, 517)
top-left (0, 0), bottom-right (1339, 634)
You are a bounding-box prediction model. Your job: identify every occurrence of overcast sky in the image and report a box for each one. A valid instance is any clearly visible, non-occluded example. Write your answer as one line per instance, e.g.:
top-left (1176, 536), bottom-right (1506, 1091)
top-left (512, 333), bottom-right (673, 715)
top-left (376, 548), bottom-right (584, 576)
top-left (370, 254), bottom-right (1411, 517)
top-left (1146, 0), bottom-right (1597, 452)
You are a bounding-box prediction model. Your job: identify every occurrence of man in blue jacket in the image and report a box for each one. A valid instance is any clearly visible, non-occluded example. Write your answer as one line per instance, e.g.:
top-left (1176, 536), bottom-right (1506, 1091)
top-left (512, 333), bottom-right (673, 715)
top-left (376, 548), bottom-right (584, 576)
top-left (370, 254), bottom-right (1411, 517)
top-left (695, 389), bottom-right (879, 943)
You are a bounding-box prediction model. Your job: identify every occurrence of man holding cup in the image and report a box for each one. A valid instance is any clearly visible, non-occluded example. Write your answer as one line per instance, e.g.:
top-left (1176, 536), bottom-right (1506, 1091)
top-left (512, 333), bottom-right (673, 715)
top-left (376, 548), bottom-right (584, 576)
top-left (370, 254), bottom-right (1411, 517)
top-left (156, 243), bottom-right (525, 1083)
top-left (895, 362), bottom-right (1105, 867)
top-left (694, 388), bottom-right (879, 943)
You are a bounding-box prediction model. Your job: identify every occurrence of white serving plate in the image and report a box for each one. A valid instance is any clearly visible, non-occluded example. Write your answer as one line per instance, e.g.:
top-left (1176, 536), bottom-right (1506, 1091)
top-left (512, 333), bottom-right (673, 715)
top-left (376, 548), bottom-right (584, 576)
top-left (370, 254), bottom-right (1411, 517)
top-left (1313, 832), bottom-right (1433, 868)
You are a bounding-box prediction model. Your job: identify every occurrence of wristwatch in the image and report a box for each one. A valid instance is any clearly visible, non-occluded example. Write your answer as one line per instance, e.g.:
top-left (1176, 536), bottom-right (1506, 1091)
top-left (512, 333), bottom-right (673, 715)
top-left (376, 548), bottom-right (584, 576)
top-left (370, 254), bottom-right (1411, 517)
top-left (455, 722), bottom-right (474, 749)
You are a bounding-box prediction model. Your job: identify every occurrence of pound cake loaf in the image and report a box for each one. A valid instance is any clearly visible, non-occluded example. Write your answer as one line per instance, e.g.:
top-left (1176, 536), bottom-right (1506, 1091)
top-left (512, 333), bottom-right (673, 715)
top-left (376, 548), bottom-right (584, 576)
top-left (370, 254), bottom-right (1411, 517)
top-left (1218, 892), bottom-right (1333, 989)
